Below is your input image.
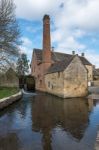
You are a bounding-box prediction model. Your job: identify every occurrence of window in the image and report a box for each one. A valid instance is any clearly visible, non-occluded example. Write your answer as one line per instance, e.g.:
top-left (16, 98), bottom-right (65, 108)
top-left (34, 66), bottom-right (35, 72)
top-left (40, 80), bottom-right (42, 85)
top-left (58, 72), bottom-right (60, 78)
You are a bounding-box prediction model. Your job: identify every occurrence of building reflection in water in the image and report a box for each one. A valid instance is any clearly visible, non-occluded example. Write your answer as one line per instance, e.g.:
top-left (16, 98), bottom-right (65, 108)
top-left (31, 93), bottom-right (94, 150)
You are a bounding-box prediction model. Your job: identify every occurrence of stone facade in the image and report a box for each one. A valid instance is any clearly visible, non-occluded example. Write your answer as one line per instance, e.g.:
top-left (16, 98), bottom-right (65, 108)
top-left (45, 56), bottom-right (88, 98)
top-left (93, 68), bottom-right (99, 80)
top-left (85, 65), bottom-right (93, 81)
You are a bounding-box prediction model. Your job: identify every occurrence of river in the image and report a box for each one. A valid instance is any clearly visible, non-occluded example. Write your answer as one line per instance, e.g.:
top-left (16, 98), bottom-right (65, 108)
top-left (0, 91), bottom-right (99, 150)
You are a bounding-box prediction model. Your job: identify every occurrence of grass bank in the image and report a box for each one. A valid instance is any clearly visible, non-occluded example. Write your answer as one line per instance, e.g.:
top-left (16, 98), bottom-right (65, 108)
top-left (0, 87), bottom-right (19, 99)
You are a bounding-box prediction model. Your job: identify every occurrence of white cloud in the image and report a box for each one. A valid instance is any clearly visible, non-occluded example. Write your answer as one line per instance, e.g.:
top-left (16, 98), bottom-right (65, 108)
top-left (14, 0), bottom-right (60, 20)
top-left (21, 37), bottom-right (33, 47)
top-left (56, 36), bottom-right (86, 52)
top-left (85, 51), bottom-right (99, 67)
top-left (14, 0), bottom-right (99, 30)
top-left (19, 37), bottom-right (33, 60)
top-left (14, 0), bottom-right (99, 67)
top-left (53, 0), bottom-right (99, 31)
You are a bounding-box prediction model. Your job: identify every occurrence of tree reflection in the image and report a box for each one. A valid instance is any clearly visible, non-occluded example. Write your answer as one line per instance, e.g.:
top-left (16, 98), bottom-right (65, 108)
top-left (0, 133), bottom-right (20, 150)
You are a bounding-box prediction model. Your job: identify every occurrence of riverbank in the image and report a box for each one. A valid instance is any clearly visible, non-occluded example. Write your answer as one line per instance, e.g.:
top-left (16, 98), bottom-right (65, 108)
top-left (95, 130), bottom-right (99, 150)
top-left (0, 90), bottom-right (22, 110)
top-left (0, 92), bottom-right (98, 150)
top-left (0, 87), bottom-right (20, 99)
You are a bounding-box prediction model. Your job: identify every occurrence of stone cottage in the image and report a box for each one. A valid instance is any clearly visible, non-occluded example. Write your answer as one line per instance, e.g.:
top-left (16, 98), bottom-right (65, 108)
top-left (31, 15), bottom-right (93, 98)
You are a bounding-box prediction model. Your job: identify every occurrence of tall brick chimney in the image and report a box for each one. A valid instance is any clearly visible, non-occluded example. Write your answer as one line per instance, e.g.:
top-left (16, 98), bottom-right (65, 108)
top-left (43, 15), bottom-right (51, 63)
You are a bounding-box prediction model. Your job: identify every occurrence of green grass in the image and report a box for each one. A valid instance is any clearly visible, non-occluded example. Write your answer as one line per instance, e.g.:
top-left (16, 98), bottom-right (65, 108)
top-left (0, 87), bottom-right (19, 99)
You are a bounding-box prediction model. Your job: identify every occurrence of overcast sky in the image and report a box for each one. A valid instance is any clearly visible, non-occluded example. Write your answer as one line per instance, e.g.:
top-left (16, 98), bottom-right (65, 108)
top-left (14, 0), bottom-right (99, 67)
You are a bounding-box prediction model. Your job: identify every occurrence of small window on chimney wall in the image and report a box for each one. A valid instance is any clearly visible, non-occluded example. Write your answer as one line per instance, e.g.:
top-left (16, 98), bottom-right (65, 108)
top-left (40, 80), bottom-right (42, 85)
top-left (34, 66), bottom-right (35, 72)
top-left (58, 72), bottom-right (60, 78)
top-left (48, 82), bottom-right (50, 87)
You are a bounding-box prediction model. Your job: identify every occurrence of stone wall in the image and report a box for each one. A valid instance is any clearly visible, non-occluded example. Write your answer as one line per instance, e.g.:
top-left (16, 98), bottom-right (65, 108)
top-left (63, 56), bottom-right (88, 98)
top-left (85, 65), bottom-right (93, 81)
top-left (45, 72), bottom-right (64, 97)
top-left (0, 68), bottom-right (19, 87)
top-left (45, 56), bottom-right (88, 98)
top-left (93, 81), bottom-right (99, 86)
top-left (0, 91), bottom-right (22, 110)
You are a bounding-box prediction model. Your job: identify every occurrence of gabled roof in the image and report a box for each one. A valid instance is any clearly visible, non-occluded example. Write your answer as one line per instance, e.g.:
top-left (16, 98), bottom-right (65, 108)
top-left (33, 49), bottom-right (42, 61)
top-left (33, 48), bottom-right (92, 73)
top-left (34, 49), bottom-right (92, 65)
top-left (47, 55), bottom-right (74, 74)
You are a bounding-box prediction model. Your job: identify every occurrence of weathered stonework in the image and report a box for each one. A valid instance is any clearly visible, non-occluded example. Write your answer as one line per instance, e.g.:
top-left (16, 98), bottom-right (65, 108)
top-left (85, 65), bottom-right (93, 81)
top-left (45, 56), bottom-right (88, 98)
top-left (93, 81), bottom-right (99, 86)
top-left (63, 56), bottom-right (88, 98)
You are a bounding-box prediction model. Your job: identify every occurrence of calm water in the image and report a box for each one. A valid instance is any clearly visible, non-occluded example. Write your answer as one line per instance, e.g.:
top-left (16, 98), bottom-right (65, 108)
top-left (0, 92), bottom-right (99, 150)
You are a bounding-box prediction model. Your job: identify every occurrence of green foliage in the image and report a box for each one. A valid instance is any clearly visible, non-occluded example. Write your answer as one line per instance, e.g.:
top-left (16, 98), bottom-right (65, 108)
top-left (16, 53), bottom-right (29, 76)
top-left (0, 87), bottom-right (19, 99)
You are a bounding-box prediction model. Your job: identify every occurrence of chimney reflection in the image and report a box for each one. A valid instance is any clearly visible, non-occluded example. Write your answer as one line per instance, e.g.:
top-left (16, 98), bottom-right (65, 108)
top-left (31, 93), bottom-right (94, 149)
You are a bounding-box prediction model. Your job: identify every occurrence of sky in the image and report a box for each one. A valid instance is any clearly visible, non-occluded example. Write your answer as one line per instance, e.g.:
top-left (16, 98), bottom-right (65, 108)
top-left (14, 0), bottom-right (99, 68)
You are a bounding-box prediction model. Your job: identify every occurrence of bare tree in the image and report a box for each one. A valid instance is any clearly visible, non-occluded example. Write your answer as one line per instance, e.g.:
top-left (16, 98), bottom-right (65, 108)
top-left (0, 0), bottom-right (21, 72)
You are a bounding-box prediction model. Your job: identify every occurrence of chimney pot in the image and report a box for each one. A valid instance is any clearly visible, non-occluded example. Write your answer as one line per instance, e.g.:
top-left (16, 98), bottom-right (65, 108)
top-left (81, 53), bottom-right (84, 57)
top-left (72, 51), bottom-right (75, 55)
top-left (43, 15), bottom-right (50, 20)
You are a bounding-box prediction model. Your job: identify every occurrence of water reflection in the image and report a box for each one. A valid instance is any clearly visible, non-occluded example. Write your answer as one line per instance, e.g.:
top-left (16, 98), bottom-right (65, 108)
top-left (0, 92), bottom-right (98, 150)
top-left (0, 133), bottom-right (19, 150)
top-left (31, 93), bottom-right (94, 149)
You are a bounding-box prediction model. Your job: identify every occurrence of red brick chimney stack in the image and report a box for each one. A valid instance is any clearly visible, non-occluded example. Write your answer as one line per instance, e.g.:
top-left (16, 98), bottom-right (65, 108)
top-left (43, 15), bottom-right (51, 63)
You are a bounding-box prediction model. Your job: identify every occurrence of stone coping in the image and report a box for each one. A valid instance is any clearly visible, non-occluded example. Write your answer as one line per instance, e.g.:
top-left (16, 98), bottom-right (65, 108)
top-left (88, 94), bottom-right (99, 100)
top-left (0, 91), bottom-right (22, 110)
top-left (95, 130), bottom-right (99, 150)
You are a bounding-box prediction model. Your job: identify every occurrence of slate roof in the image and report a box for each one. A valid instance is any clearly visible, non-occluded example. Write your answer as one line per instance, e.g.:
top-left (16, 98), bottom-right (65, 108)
top-left (47, 56), bottom-right (74, 73)
top-left (33, 48), bottom-right (92, 74)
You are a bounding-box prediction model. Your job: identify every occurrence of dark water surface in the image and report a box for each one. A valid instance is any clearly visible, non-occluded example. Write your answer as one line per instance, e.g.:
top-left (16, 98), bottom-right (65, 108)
top-left (0, 92), bottom-right (99, 150)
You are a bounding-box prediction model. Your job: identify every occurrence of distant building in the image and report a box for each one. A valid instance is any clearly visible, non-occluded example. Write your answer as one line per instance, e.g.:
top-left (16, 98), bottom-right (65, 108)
top-left (93, 68), bottom-right (99, 80)
top-left (0, 68), bottom-right (19, 87)
top-left (31, 15), bottom-right (93, 98)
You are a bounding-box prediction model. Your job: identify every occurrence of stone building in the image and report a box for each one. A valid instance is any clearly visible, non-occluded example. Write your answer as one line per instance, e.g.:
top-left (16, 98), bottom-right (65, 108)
top-left (92, 68), bottom-right (99, 86)
top-left (31, 14), bottom-right (93, 98)
top-left (93, 68), bottom-right (99, 80)
top-left (0, 68), bottom-right (19, 87)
